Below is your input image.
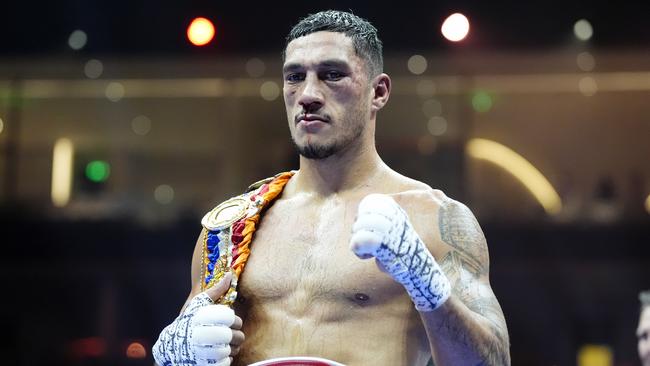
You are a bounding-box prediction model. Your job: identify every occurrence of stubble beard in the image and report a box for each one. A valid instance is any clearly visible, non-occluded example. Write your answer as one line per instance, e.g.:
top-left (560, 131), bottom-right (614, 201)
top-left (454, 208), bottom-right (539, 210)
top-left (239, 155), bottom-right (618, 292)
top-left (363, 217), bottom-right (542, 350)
top-left (292, 139), bottom-right (338, 160)
top-left (291, 110), bottom-right (366, 160)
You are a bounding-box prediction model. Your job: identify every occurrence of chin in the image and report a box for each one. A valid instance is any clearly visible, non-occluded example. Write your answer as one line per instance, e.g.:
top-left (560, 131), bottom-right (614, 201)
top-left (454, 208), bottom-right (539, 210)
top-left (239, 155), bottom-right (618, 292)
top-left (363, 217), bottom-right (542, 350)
top-left (293, 141), bottom-right (338, 160)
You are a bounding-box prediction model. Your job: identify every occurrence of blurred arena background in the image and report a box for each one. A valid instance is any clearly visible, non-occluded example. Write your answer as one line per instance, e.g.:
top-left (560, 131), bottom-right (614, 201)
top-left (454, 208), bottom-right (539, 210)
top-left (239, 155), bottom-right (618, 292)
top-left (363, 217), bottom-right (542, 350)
top-left (1, 1), bottom-right (649, 365)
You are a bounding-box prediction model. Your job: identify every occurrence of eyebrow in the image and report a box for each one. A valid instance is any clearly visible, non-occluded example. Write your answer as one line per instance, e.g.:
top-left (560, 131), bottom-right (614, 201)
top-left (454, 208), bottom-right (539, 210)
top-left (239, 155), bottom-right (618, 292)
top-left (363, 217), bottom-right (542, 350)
top-left (282, 59), bottom-right (351, 74)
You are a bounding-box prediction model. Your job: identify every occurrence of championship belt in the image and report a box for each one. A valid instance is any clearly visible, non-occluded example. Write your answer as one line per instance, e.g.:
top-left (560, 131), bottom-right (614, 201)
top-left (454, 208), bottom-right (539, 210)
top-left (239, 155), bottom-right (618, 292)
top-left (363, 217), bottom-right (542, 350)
top-left (200, 171), bottom-right (294, 306)
top-left (249, 357), bottom-right (346, 366)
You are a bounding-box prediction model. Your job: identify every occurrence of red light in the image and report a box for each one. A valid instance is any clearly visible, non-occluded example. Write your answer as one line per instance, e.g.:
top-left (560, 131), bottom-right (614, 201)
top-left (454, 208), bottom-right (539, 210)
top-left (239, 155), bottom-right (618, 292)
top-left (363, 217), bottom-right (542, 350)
top-left (126, 342), bottom-right (147, 359)
top-left (68, 337), bottom-right (106, 358)
top-left (187, 17), bottom-right (215, 46)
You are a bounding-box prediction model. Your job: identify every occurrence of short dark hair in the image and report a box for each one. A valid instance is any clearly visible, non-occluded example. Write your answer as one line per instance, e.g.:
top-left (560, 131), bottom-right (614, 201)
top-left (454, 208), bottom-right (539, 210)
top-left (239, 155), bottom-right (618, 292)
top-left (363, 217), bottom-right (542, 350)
top-left (284, 10), bottom-right (383, 77)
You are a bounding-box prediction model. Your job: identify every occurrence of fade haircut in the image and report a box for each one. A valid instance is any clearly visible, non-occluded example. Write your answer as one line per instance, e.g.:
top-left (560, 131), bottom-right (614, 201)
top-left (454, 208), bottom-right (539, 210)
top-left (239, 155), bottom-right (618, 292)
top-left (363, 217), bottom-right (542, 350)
top-left (284, 10), bottom-right (383, 77)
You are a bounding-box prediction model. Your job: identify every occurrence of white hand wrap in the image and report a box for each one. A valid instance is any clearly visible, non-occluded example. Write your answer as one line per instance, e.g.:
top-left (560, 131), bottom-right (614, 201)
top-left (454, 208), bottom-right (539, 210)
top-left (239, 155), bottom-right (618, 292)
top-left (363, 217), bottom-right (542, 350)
top-left (153, 293), bottom-right (236, 366)
top-left (350, 194), bottom-right (451, 311)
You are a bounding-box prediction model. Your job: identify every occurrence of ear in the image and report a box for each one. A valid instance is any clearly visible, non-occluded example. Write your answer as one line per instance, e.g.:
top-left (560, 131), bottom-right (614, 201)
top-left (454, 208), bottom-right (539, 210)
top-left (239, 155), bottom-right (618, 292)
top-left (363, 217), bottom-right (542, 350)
top-left (371, 73), bottom-right (391, 113)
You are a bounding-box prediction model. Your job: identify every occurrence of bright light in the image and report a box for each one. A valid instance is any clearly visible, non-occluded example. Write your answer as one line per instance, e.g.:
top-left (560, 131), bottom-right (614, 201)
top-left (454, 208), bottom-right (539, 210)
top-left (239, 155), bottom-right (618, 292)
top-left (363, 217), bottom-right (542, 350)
top-left (131, 115), bottom-right (152, 136)
top-left (645, 194), bottom-right (650, 215)
top-left (105, 82), bottom-right (125, 102)
top-left (68, 30), bottom-right (87, 50)
top-left (576, 52), bottom-right (596, 71)
top-left (578, 76), bottom-right (598, 96)
top-left (51, 138), bottom-right (74, 207)
top-left (427, 116), bottom-right (448, 136)
top-left (407, 55), bottom-right (428, 75)
top-left (187, 17), bottom-right (215, 46)
top-left (154, 184), bottom-right (174, 204)
top-left (466, 138), bottom-right (562, 215)
top-left (0, 117), bottom-right (4, 135)
top-left (577, 344), bottom-right (612, 366)
top-left (85, 160), bottom-right (110, 183)
top-left (260, 81), bottom-right (280, 101)
top-left (126, 342), bottom-right (147, 359)
top-left (84, 59), bottom-right (103, 79)
top-left (472, 91), bottom-right (493, 113)
top-left (574, 19), bottom-right (593, 41)
top-left (441, 13), bottom-right (470, 42)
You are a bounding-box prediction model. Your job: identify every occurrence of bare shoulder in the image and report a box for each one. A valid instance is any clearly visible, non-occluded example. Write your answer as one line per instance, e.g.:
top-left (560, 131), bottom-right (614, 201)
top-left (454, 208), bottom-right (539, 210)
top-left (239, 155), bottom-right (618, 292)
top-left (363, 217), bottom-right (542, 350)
top-left (387, 179), bottom-right (490, 272)
top-left (385, 173), bottom-right (447, 210)
top-left (375, 170), bottom-right (490, 272)
top-left (388, 177), bottom-right (509, 350)
top-left (434, 193), bottom-right (490, 272)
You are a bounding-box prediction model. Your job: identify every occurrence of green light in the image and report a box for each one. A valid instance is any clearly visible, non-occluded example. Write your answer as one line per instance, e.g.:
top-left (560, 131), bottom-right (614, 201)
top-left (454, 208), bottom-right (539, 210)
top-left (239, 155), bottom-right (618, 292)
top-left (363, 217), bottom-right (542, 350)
top-left (85, 160), bottom-right (110, 183)
top-left (472, 91), bottom-right (493, 113)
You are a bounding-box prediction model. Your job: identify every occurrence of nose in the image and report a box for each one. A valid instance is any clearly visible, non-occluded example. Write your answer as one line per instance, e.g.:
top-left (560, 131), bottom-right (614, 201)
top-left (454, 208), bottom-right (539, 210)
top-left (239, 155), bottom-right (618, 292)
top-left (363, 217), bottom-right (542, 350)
top-left (297, 74), bottom-right (323, 113)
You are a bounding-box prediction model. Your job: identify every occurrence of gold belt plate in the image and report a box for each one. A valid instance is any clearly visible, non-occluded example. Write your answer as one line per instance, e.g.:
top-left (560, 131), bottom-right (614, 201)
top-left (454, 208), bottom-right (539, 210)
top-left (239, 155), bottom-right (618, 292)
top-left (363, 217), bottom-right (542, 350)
top-left (201, 196), bottom-right (250, 231)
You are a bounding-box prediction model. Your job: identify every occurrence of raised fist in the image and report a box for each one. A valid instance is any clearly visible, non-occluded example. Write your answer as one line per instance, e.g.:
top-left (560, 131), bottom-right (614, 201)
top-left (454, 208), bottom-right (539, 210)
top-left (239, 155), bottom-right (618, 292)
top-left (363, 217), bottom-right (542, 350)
top-left (350, 194), bottom-right (451, 311)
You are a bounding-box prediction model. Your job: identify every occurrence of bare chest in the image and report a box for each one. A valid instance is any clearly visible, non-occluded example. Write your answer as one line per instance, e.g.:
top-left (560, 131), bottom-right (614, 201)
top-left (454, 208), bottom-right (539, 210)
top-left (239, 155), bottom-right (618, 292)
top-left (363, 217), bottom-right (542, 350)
top-left (237, 197), bottom-right (404, 312)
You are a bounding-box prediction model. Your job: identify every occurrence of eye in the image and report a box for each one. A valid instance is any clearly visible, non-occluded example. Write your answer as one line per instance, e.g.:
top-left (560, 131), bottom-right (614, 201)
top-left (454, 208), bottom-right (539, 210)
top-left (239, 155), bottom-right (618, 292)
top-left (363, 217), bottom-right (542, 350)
top-left (323, 70), bottom-right (345, 81)
top-left (285, 73), bottom-right (304, 83)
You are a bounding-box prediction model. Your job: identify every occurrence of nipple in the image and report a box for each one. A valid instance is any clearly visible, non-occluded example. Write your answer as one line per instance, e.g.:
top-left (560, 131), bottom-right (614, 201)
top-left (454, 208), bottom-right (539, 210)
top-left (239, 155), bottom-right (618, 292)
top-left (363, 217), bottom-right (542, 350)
top-left (354, 292), bottom-right (370, 302)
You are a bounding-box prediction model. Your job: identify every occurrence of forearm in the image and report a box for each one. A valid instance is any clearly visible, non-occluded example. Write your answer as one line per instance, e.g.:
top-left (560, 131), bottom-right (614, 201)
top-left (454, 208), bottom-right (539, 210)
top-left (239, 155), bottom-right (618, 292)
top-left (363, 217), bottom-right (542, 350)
top-left (420, 296), bottom-right (510, 366)
top-left (350, 194), bottom-right (510, 365)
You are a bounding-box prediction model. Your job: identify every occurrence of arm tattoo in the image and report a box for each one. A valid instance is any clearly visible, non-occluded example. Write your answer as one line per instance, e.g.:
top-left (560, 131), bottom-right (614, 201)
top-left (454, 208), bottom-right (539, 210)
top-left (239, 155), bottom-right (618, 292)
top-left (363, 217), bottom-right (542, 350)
top-left (439, 249), bottom-right (483, 282)
top-left (437, 199), bottom-right (510, 364)
top-left (440, 251), bottom-right (507, 337)
top-left (438, 200), bottom-right (489, 274)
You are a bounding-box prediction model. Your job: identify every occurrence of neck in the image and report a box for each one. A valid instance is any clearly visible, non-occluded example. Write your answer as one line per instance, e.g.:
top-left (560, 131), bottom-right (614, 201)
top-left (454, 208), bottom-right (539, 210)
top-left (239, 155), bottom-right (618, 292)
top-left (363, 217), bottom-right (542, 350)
top-left (291, 140), bottom-right (387, 197)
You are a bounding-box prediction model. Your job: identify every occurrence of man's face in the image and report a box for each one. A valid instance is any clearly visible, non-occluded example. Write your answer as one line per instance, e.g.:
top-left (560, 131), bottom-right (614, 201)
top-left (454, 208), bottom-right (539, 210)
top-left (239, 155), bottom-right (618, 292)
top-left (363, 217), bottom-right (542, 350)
top-left (639, 307), bottom-right (650, 366)
top-left (283, 31), bottom-right (372, 160)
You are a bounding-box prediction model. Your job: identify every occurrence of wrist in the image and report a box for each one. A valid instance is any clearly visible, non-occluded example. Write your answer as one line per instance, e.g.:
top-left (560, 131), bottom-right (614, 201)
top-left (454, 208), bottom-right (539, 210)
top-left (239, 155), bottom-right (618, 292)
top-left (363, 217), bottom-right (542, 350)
top-left (352, 194), bottom-right (453, 311)
top-left (385, 207), bottom-right (451, 312)
top-left (410, 263), bottom-right (451, 312)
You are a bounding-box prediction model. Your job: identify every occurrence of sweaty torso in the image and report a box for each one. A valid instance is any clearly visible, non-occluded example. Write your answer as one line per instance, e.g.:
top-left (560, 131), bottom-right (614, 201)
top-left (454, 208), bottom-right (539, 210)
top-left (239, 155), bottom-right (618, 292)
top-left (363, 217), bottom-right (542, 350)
top-left (233, 176), bottom-right (447, 366)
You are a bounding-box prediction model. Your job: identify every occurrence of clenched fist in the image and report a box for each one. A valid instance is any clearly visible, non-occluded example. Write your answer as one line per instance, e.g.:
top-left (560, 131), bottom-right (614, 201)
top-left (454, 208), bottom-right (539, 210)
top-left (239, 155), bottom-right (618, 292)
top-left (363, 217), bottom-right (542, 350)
top-left (350, 194), bottom-right (451, 311)
top-left (153, 272), bottom-right (245, 366)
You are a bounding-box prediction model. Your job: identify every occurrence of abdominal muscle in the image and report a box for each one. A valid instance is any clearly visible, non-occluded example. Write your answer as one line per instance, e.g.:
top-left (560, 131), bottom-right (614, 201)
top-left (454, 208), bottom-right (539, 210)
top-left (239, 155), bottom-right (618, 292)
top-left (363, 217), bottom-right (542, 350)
top-left (233, 294), bottom-right (431, 366)
top-left (230, 187), bottom-right (437, 365)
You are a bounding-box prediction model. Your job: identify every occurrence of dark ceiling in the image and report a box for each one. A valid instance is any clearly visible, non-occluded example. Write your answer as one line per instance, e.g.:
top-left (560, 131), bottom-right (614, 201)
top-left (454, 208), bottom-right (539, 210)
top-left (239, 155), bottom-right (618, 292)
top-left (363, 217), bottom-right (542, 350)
top-left (3, 0), bottom-right (649, 56)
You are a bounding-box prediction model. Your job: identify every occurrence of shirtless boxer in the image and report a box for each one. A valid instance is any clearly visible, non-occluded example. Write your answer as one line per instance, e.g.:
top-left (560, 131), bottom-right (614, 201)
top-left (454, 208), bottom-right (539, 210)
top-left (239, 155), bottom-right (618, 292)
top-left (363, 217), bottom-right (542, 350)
top-left (153, 10), bottom-right (510, 366)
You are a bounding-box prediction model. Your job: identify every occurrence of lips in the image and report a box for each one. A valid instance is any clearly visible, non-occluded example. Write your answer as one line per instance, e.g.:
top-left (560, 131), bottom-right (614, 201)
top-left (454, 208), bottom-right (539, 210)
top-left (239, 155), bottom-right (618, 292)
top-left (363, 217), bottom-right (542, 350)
top-left (295, 114), bottom-right (329, 124)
